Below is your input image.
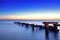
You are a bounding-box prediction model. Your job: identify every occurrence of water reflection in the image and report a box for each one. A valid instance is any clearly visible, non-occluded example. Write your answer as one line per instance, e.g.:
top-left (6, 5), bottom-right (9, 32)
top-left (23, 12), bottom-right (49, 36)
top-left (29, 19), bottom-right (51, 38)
top-left (45, 31), bottom-right (59, 40)
top-left (45, 34), bottom-right (49, 40)
top-left (54, 32), bottom-right (59, 40)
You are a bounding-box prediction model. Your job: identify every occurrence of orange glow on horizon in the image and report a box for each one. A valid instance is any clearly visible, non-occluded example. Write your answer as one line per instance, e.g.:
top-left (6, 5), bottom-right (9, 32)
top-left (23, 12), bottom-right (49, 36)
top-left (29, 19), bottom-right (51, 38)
top-left (0, 14), bottom-right (60, 20)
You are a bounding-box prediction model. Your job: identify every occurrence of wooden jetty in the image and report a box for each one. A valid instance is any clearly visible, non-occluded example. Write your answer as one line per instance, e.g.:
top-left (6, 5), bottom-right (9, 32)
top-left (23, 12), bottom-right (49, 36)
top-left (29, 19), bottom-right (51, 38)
top-left (14, 22), bottom-right (59, 34)
top-left (43, 22), bottom-right (59, 35)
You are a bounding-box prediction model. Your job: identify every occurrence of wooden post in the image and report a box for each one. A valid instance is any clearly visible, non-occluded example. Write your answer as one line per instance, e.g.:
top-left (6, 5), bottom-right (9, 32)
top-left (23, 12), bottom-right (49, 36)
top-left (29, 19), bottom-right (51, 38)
top-left (43, 22), bottom-right (58, 35)
top-left (53, 24), bottom-right (58, 32)
top-left (25, 24), bottom-right (29, 28)
top-left (31, 24), bottom-right (34, 31)
top-left (45, 23), bottom-right (49, 35)
top-left (21, 23), bottom-right (24, 26)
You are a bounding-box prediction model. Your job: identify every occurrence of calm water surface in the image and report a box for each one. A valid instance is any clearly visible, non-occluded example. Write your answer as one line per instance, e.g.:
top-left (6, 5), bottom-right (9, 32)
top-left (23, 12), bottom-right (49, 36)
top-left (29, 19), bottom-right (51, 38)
top-left (0, 20), bottom-right (60, 40)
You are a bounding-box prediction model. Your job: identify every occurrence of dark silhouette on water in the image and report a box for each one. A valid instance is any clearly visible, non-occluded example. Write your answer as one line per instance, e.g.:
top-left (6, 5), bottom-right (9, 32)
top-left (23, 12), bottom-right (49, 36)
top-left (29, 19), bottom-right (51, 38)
top-left (43, 22), bottom-right (59, 35)
top-left (24, 23), bottom-right (29, 28)
top-left (31, 24), bottom-right (35, 31)
top-left (14, 22), bottom-right (59, 35)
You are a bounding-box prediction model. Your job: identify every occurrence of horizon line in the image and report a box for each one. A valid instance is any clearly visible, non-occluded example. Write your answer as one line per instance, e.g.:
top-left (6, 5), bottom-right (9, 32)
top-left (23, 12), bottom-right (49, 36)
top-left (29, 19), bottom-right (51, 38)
top-left (0, 19), bottom-right (60, 20)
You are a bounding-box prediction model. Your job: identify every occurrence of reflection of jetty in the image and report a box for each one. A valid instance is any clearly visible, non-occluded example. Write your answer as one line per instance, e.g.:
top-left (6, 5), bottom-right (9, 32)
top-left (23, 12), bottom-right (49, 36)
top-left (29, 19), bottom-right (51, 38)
top-left (14, 22), bottom-right (59, 34)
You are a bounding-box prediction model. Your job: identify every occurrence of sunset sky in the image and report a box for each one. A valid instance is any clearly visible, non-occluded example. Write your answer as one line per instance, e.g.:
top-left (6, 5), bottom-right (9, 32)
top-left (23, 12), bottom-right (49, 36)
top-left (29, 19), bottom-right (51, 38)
top-left (0, 0), bottom-right (60, 20)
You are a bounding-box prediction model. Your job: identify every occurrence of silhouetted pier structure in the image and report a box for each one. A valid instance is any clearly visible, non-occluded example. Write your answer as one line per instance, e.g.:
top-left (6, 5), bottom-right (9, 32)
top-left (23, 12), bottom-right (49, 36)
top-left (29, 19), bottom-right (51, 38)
top-left (14, 22), bottom-right (59, 34)
top-left (24, 23), bottom-right (29, 28)
top-left (43, 22), bottom-right (59, 35)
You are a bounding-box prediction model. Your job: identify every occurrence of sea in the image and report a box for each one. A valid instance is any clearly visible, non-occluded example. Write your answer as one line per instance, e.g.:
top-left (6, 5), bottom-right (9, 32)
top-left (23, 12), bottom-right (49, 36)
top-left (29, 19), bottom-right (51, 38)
top-left (0, 20), bottom-right (60, 40)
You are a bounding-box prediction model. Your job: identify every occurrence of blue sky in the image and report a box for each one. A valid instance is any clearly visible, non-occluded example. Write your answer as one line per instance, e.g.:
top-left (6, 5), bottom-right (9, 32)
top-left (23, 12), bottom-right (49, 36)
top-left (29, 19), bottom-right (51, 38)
top-left (0, 0), bottom-right (60, 20)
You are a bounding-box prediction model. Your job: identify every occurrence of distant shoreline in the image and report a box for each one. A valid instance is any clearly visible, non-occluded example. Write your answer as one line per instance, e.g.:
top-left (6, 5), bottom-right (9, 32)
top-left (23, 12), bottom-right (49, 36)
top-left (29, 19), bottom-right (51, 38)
top-left (0, 20), bottom-right (60, 21)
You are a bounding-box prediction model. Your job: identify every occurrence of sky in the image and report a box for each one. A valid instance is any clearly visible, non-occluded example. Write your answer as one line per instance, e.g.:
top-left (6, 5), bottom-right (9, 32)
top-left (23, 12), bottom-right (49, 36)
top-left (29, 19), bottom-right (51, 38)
top-left (0, 0), bottom-right (60, 20)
